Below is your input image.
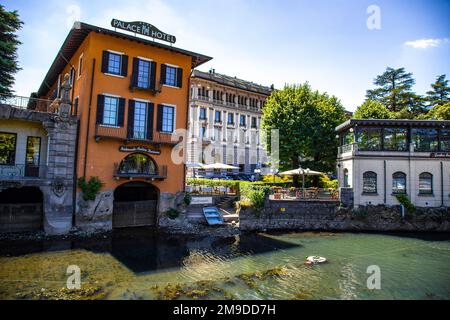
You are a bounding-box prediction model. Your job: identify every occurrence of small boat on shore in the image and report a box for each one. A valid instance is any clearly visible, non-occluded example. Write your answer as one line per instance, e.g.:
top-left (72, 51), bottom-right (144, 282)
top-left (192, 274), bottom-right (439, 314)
top-left (203, 207), bottom-right (225, 225)
top-left (305, 256), bottom-right (327, 265)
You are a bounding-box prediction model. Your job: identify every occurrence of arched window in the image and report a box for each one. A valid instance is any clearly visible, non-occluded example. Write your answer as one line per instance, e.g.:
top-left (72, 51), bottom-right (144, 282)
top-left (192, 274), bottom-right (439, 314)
top-left (392, 172), bottom-right (406, 194)
top-left (419, 172), bottom-right (433, 194)
top-left (118, 153), bottom-right (157, 176)
top-left (363, 171), bottom-right (377, 194)
top-left (343, 168), bottom-right (349, 188)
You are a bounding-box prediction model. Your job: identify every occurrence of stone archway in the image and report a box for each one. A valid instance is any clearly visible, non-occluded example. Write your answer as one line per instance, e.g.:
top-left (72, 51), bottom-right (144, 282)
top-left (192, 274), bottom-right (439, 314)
top-left (0, 186), bottom-right (43, 233)
top-left (112, 182), bottom-right (159, 229)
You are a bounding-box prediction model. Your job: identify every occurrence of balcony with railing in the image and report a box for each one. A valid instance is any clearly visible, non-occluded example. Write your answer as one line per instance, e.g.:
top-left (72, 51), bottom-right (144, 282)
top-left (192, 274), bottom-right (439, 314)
top-left (337, 143), bottom-right (357, 157)
top-left (113, 163), bottom-right (167, 180)
top-left (95, 125), bottom-right (182, 146)
top-left (0, 164), bottom-right (47, 180)
top-left (0, 94), bottom-right (59, 114)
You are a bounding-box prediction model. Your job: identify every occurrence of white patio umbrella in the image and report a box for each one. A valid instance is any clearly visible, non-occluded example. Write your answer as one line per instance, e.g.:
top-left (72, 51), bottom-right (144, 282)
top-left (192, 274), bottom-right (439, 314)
top-left (201, 163), bottom-right (240, 170)
top-left (186, 162), bottom-right (205, 179)
top-left (279, 168), bottom-right (324, 198)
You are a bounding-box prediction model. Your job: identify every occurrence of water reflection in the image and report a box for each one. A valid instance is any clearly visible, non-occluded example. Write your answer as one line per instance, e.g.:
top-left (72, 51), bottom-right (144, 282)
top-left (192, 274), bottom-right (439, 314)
top-left (0, 228), bottom-right (299, 274)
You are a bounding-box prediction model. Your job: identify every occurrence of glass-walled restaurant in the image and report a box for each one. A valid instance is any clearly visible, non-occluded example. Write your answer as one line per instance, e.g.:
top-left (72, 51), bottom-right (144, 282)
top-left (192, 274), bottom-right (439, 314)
top-left (338, 120), bottom-right (450, 154)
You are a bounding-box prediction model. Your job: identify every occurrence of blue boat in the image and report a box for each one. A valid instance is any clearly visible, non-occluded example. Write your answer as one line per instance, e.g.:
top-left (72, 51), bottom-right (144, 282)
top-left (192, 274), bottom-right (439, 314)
top-left (203, 207), bottom-right (225, 225)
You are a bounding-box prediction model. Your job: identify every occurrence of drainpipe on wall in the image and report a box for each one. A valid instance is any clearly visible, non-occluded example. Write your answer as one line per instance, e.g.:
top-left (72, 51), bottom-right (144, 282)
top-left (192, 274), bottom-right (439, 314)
top-left (383, 160), bottom-right (386, 204)
top-left (83, 59), bottom-right (96, 178)
top-left (183, 65), bottom-right (195, 193)
top-left (441, 161), bottom-right (444, 207)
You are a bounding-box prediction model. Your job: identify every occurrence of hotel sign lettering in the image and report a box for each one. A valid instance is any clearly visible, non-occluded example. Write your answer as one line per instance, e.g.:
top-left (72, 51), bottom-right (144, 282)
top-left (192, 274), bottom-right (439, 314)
top-left (111, 19), bottom-right (176, 44)
top-left (119, 146), bottom-right (161, 155)
top-left (430, 152), bottom-right (450, 158)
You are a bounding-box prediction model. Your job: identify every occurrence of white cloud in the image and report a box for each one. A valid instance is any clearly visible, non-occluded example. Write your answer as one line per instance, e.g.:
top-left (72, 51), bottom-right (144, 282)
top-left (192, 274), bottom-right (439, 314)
top-left (66, 4), bottom-right (81, 28)
top-left (404, 38), bottom-right (448, 49)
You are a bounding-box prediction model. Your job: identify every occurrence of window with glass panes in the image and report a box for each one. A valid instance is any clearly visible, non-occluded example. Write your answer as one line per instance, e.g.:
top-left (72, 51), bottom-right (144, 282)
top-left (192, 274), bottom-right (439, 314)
top-left (383, 128), bottom-right (408, 151)
top-left (356, 127), bottom-right (382, 151)
top-left (440, 129), bottom-right (450, 151)
top-left (240, 115), bottom-right (246, 126)
top-left (412, 128), bottom-right (439, 152)
top-left (419, 173), bottom-right (433, 194)
top-left (133, 102), bottom-right (147, 139)
top-left (137, 60), bottom-right (150, 88)
top-left (26, 137), bottom-right (41, 165)
top-left (108, 52), bottom-right (122, 75)
top-left (228, 113), bottom-right (234, 124)
top-left (215, 111), bottom-right (221, 122)
top-left (392, 172), bottom-right (406, 194)
top-left (363, 171), bottom-right (377, 193)
top-left (162, 106), bottom-right (174, 133)
top-left (165, 66), bottom-right (177, 86)
top-left (103, 96), bottom-right (119, 126)
top-left (0, 132), bottom-right (16, 165)
top-left (199, 108), bottom-right (206, 120)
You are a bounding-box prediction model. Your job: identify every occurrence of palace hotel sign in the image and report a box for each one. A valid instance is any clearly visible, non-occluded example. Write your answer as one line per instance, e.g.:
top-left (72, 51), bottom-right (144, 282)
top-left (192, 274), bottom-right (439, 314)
top-left (111, 19), bottom-right (176, 44)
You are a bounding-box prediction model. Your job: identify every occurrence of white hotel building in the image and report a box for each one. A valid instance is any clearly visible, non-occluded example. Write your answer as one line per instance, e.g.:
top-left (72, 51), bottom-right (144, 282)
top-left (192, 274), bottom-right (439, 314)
top-left (187, 70), bottom-right (272, 177)
top-left (336, 119), bottom-right (450, 208)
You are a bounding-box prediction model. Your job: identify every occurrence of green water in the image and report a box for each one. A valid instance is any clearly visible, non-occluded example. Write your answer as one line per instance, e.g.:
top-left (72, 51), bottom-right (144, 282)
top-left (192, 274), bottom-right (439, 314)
top-left (0, 231), bottom-right (449, 300)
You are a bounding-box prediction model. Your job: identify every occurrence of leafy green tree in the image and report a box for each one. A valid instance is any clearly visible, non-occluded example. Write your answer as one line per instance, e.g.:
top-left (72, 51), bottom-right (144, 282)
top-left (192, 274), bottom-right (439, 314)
top-left (366, 67), bottom-right (424, 117)
top-left (261, 83), bottom-right (347, 186)
top-left (425, 102), bottom-right (450, 120)
top-left (354, 100), bottom-right (391, 119)
top-left (0, 5), bottom-right (23, 97)
top-left (426, 74), bottom-right (450, 107)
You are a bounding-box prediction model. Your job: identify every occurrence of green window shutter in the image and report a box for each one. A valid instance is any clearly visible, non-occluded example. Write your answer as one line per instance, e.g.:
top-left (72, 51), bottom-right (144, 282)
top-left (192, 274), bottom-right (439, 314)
top-left (101, 51), bottom-right (109, 73)
top-left (117, 98), bottom-right (125, 127)
top-left (121, 55), bottom-right (129, 77)
top-left (147, 103), bottom-right (155, 140)
top-left (127, 99), bottom-right (135, 138)
top-left (96, 94), bottom-right (105, 124)
top-left (160, 64), bottom-right (167, 85)
top-left (176, 67), bottom-right (183, 88)
top-left (156, 104), bottom-right (164, 131)
top-left (150, 61), bottom-right (157, 90)
top-left (131, 58), bottom-right (139, 88)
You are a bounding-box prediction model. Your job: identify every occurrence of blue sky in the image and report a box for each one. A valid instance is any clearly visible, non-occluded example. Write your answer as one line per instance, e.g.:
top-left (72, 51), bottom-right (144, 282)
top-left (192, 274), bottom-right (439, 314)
top-left (5, 0), bottom-right (450, 111)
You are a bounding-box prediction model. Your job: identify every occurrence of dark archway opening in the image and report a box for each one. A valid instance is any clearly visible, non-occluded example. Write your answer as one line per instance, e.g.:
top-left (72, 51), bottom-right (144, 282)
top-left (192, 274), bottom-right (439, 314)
top-left (113, 182), bottom-right (158, 229)
top-left (0, 187), bottom-right (43, 203)
top-left (114, 182), bottom-right (158, 202)
top-left (0, 187), bottom-right (43, 233)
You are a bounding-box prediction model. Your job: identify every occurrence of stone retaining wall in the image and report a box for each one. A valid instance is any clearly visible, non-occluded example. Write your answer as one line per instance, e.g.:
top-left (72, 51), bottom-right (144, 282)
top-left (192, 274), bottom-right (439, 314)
top-left (240, 200), bottom-right (450, 232)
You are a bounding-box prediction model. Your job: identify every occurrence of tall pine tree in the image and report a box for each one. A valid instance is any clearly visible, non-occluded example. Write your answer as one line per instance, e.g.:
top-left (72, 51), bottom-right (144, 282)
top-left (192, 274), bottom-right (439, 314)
top-left (0, 5), bottom-right (23, 97)
top-left (366, 67), bottom-right (425, 117)
top-left (426, 74), bottom-right (450, 107)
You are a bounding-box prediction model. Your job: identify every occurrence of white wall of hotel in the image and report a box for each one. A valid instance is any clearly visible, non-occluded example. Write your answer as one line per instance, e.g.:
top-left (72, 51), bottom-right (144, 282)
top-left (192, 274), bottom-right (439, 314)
top-left (0, 120), bottom-right (49, 168)
top-left (338, 149), bottom-right (450, 208)
top-left (187, 85), bottom-right (268, 175)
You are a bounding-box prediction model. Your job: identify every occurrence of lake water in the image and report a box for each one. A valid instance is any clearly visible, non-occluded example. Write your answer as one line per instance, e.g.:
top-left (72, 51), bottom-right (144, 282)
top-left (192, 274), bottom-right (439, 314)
top-left (0, 229), bottom-right (449, 300)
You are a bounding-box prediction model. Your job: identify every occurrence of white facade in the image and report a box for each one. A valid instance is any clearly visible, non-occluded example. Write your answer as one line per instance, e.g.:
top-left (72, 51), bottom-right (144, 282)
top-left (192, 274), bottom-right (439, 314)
top-left (187, 70), bottom-right (271, 177)
top-left (0, 119), bottom-right (49, 173)
top-left (337, 119), bottom-right (450, 208)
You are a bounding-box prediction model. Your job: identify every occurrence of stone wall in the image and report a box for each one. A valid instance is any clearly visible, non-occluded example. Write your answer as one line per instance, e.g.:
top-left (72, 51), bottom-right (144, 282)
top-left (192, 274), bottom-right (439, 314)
top-left (240, 200), bottom-right (450, 232)
top-left (0, 75), bottom-right (78, 235)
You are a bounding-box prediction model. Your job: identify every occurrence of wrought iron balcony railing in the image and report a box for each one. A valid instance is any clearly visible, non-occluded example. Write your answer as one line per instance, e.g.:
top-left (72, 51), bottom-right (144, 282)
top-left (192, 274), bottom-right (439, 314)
top-left (0, 164), bottom-right (47, 179)
top-left (95, 124), bottom-right (182, 146)
top-left (113, 163), bottom-right (167, 180)
top-left (0, 94), bottom-right (61, 114)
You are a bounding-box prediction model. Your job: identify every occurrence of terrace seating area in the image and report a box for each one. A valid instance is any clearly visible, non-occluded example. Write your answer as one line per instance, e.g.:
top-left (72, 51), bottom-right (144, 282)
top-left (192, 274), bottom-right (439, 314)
top-left (268, 187), bottom-right (339, 201)
top-left (185, 185), bottom-right (238, 196)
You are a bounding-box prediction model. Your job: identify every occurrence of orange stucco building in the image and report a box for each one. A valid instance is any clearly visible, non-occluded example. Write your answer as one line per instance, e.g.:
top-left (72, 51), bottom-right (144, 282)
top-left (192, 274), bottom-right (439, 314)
top-left (38, 21), bottom-right (211, 230)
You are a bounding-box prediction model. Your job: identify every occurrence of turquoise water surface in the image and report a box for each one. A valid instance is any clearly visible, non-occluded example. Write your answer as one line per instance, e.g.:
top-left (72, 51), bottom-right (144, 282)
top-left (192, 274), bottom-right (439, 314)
top-left (0, 230), bottom-right (449, 300)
